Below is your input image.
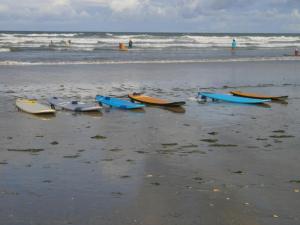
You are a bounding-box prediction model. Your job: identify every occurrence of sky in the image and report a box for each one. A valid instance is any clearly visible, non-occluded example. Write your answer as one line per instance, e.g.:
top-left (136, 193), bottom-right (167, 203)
top-left (0, 0), bottom-right (300, 32)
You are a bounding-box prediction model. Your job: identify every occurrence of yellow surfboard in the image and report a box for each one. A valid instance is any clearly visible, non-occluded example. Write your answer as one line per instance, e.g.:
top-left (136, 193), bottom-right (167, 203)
top-left (16, 99), bottom-right (55, 114)
top-left (230, 91), bottom-right (288, 100)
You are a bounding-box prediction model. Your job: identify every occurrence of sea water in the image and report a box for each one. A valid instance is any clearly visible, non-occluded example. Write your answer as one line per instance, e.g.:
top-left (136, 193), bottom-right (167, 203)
top-left (0, 31), bottom-right (300, 65)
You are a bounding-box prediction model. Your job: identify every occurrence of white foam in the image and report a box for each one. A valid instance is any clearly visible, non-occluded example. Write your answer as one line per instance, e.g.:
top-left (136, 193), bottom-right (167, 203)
top-left (1, 56), bottom-right (299, 66)
top-left (0, 48), bottom-right (10, 52)
top-left (1, 33), bottom-right (300, 50)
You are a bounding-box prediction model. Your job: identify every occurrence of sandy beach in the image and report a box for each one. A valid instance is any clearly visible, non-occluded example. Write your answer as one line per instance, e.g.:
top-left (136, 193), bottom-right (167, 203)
top-left (0, 60), bottom-right (300, 225)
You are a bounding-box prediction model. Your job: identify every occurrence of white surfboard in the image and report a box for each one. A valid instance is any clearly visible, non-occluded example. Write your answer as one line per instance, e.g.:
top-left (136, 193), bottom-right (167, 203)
top-left (48, 97), bottom-right (102, 112)
top-left (16, 99), bottom-right (55, 114)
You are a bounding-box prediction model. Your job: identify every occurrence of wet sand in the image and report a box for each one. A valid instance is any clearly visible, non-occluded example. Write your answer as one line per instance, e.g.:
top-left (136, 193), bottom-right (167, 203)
top-left (0, 61), bottom-right (300, 225)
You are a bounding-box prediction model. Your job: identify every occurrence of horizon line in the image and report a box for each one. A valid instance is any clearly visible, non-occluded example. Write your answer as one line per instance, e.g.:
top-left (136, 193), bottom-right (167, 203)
top-left (1, 30), bottom-right (300, 35)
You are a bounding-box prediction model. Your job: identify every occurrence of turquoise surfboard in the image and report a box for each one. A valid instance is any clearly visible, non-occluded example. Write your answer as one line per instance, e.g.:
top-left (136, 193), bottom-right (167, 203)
top-left (95, 95), bottom-right (145, 109)
top-left (198, 92), bottom-right (271, 104)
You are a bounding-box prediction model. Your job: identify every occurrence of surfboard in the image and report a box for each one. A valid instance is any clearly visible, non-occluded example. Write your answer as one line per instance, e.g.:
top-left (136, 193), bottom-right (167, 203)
top-left (128, 93), bottom-right (185, 106)
top-left (230, 90), bottom-right (288, 100)
top-left (95, 95), bottom-right (145, 109)
top-left (198, 92), bottom-right (271, 104)
top-left (48, 97), bottom-right (102, 112)
top-left (16, 99), bottom-right (55, 114)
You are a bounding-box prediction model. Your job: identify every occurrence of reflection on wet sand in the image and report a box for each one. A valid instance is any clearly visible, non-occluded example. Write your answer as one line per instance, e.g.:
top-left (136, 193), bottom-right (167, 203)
top-left (271, 99), bottom-right (288, 105)
top-left (19, 111), bottom-right (56, 120)
top-left (71, 110), bottom-right (103, 118)
top-left (145, 105), bottom-right (186, 113)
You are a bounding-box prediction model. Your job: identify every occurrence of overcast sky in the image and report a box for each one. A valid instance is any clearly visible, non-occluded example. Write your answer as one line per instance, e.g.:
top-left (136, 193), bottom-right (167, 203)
top-left (0, 0), bottom-right (300, 32)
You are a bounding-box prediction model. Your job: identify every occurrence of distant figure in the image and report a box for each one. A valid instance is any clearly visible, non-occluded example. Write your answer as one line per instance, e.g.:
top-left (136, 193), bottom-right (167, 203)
top-left (119, 42), bottom-right (128, 51)
top-left (64, 40), bottom-right (71, 47)
top-left (231, 38), bottom-right (237, 50)
top-left (295, 48), bottom-right (299, 56)
top-left (128, 39), bottom-right (133, 48)
top-left (49, 40), bottom-right (54, 47)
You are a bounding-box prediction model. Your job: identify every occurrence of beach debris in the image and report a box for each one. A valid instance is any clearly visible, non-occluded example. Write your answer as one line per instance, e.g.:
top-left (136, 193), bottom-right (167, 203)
top-left (289, 179), bottom-right (300, 183)
top-left (264, 144), bottom-right (272, 148)
top-left (136, 150), bottom-right (147, 154)
top-left (102, 158), bottom-right (114, 161)
top-left (151, 182), bottom-right (160, 186)
top-left (7, 148), bottom-right (44, 153)
top-left (63, 154), bottom-right (80, 158)
top-left (201, 138), bottom-right (218, 143)
top-left (269, 135), bottom-right (294, 138)
top-left (208, 132), bottom-right (218, 135)
top-left (146, 174), bottom-right (153, 178)
top-left (209, 144), bottom-right (238, 147)
top-left (226, 197), bottom-right (230, 200)
top-left (256, 138), bottom-right (268, 141)
top-left (179, 144), bottom-right (198, 149)
top-left (273, 214), bottom-right (279, 218)
top-left (193, 177), bottom-right (203, 181)
top-left (7, 137), bottom-right (13, 140)
top-left (50, 141), bottom-right (59, 145)
top-left (232, 170), bottom-right (243, 174)
top-left (212, 188), bottom-right (220, 192)
top-left (181, 149), bottom-right (206, 154)
top-left (90, 135), bottom-right (107, 140)
top-left (35, 135), bottom-right (44, 138)
top-left (294, 189), bottom-right (299, 193)
top-left (161, 143), bottom-right (178, 147)
top-left (5, 90), bottom-right (15, 94)
top-left (0, 161), bottom-right (8, 165)
top-left (272, 130), bottom-right (285, 133)
top-left (109, 148), bottom-right (122, 152)
top-left (120, 175), bottom-right (131, 179)
top-left (43, 180), bottom-right (52, 183)
top-left (244, 202), bottom-right (249, 206)
top-left (111, 192), bottom-right (123, 198)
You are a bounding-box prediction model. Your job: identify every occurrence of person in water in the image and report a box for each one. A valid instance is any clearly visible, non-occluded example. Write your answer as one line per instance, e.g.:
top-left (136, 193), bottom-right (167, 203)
top-left (49, 40), bottom-right (54, 47)
top-left (231, 38), bottom-right (237, 50)
top-left (128, 39), bottom-right (133, 48)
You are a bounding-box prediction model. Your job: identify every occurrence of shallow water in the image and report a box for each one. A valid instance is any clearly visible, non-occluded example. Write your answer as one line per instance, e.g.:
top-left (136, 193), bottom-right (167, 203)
top-left (0, 61), bottom-right (300, 225)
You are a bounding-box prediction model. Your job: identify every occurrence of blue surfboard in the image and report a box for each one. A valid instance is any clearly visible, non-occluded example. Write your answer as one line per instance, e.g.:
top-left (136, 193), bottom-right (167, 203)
top-left (95, 95), bottom-right (145, 109)
top-left (198, 92), bottom-right (271, 104)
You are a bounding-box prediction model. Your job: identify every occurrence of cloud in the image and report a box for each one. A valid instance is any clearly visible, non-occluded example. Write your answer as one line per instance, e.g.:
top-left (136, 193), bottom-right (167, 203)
top-left (0, 0), bottom-right (299, 32)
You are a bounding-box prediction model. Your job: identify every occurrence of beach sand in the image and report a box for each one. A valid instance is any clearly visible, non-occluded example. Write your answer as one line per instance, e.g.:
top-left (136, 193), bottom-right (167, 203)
top-left (0, 61), bottom-right (300, 225)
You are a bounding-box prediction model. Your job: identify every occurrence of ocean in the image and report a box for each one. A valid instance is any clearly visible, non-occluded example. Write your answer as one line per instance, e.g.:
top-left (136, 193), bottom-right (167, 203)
top-left (1, 31), bottom-right (300, 65)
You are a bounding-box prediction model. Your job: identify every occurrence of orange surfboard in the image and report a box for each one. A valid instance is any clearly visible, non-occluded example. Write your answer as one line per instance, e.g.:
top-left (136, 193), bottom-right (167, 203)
top-left (230, 90), bottom-right (288, 100)
top-left (128, 93), bottom-right (185, 106)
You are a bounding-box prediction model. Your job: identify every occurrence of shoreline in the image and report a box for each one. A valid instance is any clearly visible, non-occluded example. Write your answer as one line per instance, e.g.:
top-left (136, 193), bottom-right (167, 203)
top-left (1, 56), bottom-right (300, 66)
